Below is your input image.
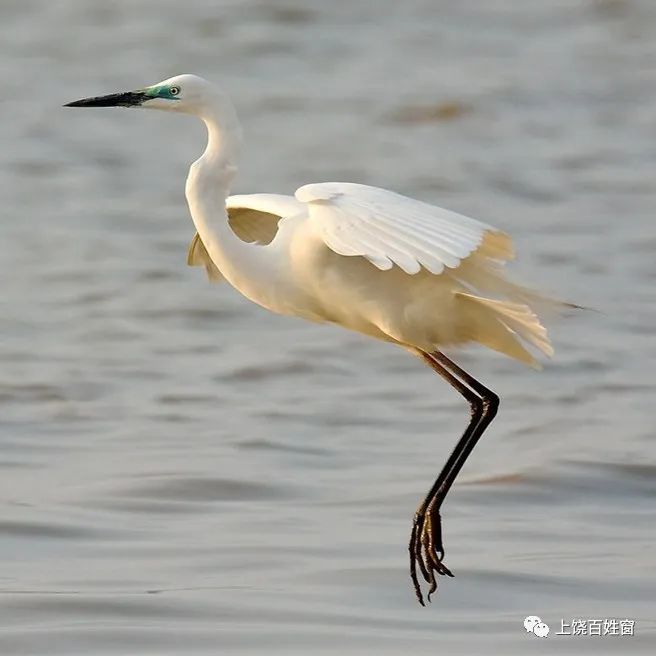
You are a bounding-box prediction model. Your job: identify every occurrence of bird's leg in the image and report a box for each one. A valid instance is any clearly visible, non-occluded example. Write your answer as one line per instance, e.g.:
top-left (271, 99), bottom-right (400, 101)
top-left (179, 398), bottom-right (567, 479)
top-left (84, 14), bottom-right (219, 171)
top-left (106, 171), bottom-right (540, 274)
top-left (409, 350), bottom-right (480, 604)
top-left (408, 349), bottom-right (498, 606)
top-left (428, 351), bottom-right (499, 504)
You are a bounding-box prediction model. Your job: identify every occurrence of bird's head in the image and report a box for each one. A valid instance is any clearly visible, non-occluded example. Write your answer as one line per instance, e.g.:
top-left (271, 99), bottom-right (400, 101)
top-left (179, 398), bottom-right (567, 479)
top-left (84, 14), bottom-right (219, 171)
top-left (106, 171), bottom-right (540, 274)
top-left (64, 74), bottom-right (215, 115)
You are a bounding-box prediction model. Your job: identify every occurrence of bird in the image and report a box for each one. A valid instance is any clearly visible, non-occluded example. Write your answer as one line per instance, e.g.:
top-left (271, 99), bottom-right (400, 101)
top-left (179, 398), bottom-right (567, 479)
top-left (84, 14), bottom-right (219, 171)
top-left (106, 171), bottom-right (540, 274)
top-left (66, 74), bottom-right (562, 606)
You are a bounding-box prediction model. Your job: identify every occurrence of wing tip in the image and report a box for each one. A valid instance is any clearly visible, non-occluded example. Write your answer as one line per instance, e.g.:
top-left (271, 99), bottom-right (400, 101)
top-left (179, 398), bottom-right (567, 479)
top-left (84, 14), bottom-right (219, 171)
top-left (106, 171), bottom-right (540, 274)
top-left (187, 232), bottom-right (224, 283)
top-left (479, 230), bottom-right (515, 261)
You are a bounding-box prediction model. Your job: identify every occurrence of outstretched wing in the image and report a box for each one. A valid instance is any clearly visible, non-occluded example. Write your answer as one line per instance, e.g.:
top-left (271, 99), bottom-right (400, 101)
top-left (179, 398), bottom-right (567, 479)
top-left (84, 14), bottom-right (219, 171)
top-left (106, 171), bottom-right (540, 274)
top-left (187, 193), bottom-right (304, 282)
top-left (295, 182), bottom-right (514, 275)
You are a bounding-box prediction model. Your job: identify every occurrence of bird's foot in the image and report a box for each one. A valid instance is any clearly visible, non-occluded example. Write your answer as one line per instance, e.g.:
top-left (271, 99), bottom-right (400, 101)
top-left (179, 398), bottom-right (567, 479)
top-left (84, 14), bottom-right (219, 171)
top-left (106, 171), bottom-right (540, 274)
top-left (409, 505), bottom-right (454, 606)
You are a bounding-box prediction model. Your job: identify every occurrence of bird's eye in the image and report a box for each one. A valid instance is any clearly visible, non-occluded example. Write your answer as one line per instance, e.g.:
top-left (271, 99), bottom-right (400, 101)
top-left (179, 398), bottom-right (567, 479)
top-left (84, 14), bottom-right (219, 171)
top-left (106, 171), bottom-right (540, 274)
top-left (169, 86), bottom-right (180, 96)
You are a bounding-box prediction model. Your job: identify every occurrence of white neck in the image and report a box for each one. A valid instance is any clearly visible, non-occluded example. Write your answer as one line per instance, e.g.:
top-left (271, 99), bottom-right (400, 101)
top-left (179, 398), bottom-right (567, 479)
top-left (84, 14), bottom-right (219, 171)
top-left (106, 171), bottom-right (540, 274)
top-left (185, 94), bottom-right (279, 308)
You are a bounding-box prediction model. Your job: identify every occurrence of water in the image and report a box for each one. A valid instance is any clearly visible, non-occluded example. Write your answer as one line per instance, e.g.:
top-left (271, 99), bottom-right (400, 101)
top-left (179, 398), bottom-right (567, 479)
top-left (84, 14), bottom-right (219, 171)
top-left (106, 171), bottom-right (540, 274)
top-left (1, 0), bottom-right (655, 653)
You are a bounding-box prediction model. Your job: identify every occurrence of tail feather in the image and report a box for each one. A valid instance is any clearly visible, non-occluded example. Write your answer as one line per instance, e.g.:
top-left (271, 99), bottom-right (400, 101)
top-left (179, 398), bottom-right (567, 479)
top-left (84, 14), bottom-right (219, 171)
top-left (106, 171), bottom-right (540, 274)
top-left (465, 295), bottom-right (553, 356)
top-left (449, 256), bottom-right (575, 318)
top-left (454, 292), bottom-right (554, 369)
top-left (437, 235), bottom-right (581, 367)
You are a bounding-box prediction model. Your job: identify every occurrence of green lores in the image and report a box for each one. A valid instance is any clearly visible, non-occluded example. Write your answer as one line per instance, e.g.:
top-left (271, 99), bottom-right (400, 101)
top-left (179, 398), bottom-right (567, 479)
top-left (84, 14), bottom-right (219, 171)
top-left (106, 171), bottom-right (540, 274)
top-left (145, 84), bottom-right (180, 100)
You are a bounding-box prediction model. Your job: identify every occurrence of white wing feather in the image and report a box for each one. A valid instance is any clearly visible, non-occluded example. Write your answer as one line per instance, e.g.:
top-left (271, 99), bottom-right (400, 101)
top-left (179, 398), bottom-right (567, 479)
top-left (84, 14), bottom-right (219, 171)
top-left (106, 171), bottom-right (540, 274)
top-left (226, 193), bottom-right (304, 218)
top-left (295, 182), bottom-right (513, 275)
top-left (188, 193), bottom-right (302, 281)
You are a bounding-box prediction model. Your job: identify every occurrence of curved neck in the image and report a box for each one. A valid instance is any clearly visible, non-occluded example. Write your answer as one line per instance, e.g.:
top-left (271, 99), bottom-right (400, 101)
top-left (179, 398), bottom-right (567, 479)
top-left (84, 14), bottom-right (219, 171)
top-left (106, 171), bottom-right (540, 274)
top-left (200, 96), bottom-right (242, 180)
top-left (185, 96), bottom-right (279, 308)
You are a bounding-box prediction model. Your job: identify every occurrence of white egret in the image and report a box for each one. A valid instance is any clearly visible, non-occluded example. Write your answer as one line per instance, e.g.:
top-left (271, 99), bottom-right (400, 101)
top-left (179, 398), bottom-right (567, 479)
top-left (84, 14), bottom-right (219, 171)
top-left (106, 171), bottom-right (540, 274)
top-left (66, 74), bottom-right (562, 606)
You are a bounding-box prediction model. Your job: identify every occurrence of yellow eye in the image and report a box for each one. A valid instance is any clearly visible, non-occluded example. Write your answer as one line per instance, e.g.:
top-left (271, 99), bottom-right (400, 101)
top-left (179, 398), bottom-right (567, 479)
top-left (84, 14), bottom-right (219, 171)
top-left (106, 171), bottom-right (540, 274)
top-left (169, 86), bottom-right (180, 96)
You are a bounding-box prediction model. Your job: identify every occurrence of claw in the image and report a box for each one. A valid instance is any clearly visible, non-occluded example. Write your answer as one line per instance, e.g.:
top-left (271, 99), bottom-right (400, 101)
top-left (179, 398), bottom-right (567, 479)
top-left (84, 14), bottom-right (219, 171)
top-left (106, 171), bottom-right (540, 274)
top-left (427, 579), bottom-right (438, 602)
top-left (408, 517), bottom-right (426, 606)
top-left (408, 507), bottom-right (454, 604)
top-left (412, 514), bottom-right (431, 583)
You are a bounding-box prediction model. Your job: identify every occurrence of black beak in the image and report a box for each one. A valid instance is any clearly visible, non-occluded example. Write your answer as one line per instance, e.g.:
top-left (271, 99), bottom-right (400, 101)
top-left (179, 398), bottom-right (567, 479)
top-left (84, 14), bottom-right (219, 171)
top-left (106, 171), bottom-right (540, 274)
top-left (64, 90), bottom-right (150, 108)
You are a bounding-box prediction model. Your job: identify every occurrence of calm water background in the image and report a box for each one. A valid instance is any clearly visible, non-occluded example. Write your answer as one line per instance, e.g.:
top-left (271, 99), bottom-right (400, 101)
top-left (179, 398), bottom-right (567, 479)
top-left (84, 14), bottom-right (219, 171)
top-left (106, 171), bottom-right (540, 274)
top-left (1, 0), bottom-right (655, 653)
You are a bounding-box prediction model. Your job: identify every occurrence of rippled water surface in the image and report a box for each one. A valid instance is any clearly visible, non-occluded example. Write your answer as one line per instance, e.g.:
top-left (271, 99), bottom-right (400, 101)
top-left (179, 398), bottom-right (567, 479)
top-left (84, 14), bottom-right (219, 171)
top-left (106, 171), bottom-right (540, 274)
top-left (1, 0), bottom-right (655, 653)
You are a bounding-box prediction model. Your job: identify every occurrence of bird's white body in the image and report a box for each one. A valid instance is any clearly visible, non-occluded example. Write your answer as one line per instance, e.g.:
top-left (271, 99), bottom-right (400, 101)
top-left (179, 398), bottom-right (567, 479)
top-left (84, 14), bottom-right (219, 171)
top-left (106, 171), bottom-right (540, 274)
top-left (65, 73), bottom-right (555, 364)
top-left (177, 70), bottom-right (552, 366)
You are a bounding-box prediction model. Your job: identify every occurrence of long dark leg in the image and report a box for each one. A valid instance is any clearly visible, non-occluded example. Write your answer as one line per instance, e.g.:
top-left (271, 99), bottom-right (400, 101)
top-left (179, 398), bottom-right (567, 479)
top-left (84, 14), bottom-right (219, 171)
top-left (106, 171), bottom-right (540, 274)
top-left (408, 351), bottom-right (483, 604)
top-left (429, 351), bottom-right (499, 501)
top-left (409, 349), bottom-right (499, 606)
